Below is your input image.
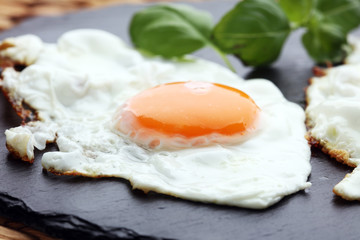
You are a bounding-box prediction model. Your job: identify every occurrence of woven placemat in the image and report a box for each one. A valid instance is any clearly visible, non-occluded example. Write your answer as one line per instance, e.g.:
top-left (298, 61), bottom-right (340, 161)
top-left (0, 0), bottom-right (195, 31)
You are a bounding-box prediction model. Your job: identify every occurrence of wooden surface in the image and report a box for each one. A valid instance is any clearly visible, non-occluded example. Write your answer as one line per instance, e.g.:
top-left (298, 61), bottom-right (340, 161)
top-left (0, 216), bottom-right (60, 240)
top-left (0, 0), bottom-right (196, 32)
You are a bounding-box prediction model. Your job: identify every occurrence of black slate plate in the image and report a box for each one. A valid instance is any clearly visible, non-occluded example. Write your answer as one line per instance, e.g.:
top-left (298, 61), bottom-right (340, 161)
top-left (1, 1), bottom-right (360, 240)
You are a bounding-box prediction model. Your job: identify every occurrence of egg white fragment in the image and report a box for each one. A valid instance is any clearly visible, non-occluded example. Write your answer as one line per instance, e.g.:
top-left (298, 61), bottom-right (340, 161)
top-left (346, 36), bottom-right (360, 64)
top-left (0, 34), bottom-right (43, 65)
top-left (0, 29), bottom-right (311, 209)
top-left (306, 63), bottom-right (360, 200)
top-left (5, 121), bottom-right (57, 161)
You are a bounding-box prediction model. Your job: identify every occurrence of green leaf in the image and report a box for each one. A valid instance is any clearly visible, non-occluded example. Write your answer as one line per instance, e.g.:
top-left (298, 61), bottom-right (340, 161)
top-left (129, 4), bottom-right (213, 58)
top-left (212, 0), bottom-right (291, 67)
top-left (302, 22), bottom-right (348, 63)
top-left (302, 0), bottom-right (360, 63)
top-left (278, 0), bottom-right (313, 27)
top-left (315, 0), bottom-right (360, 34)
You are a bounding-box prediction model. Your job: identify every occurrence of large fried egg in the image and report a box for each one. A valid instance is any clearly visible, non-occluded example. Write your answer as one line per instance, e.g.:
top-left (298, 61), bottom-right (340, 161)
top-left (0, 29), bottom-right (311, 209)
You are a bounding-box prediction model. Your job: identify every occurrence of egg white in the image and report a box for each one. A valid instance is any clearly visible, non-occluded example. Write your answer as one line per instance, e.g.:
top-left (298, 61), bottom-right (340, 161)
top-left (346, 36), bottom-right (360, 64)
top-left (306, 63), bottom-right (360, 200)
top-left (1, 29), bottom-right (311, 209)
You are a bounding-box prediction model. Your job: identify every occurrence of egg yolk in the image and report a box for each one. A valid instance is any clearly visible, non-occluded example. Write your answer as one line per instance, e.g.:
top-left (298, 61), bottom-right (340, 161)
top-left (115, 81), bottom-right (260, 148)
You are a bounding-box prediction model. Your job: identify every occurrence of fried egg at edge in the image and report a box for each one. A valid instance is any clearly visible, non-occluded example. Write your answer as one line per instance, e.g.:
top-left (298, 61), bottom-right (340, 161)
top-left (306, 60), bottom-right (360, 200)
top-left (0, 29), bottom-right (311, 209)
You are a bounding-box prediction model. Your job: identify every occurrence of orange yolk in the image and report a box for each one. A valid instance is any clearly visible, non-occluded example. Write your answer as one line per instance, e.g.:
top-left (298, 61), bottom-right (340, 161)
top-left (115, 81), bottom-right (260, 146)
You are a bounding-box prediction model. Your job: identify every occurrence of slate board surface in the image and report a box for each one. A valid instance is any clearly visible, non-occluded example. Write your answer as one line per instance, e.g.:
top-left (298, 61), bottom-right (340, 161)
top-left (1, 1), bottom-right (360, 239)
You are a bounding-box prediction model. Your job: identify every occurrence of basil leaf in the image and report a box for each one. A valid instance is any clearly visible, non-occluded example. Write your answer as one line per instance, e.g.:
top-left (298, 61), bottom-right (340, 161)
top-left (315, 0), bottom-right (360, 34)
top-left (212, 0), bottom-right (291, 67)
top-left (302, 0), bottom-right (360, 63)
top-left (302, 22), bottom-right (348, 63)
top-left (279, 0), bottom-right (313, 26)
top-left (129, 4), bottom-right (213, 58)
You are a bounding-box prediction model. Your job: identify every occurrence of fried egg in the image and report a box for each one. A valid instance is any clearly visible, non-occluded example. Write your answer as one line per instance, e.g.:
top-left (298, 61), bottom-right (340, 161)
top-left (0, 29), bottom-right (311, 209)
top-left (306, 63), bottom-right (360, 200)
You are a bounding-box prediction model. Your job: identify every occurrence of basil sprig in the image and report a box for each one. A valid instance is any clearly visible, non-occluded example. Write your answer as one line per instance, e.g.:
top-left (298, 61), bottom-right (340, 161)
top-left (302, 0), bottom-right (360, 63)
top-left (129, 4), bottom-right (235, 71)
top-left (213, 0), bottom-right (291, 67)
top-left (130, 4), bottom-right (212, 58)
top-left (129, 0), bottom-right (360, 70)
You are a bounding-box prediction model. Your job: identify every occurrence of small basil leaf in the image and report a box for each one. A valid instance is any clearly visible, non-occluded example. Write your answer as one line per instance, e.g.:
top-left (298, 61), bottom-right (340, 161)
top-left (302, 0), bottom-right (360, 63)
top-left (212, 0), bottom-right (291, 67)
top-left (315, 0), bottom-right (360, 34)
top-left (279, 0), bottom-right (313, 26)
top-left (129, 4), bottom-right (213, 58)
top-left (302, 22), bottom-right (348, 63)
